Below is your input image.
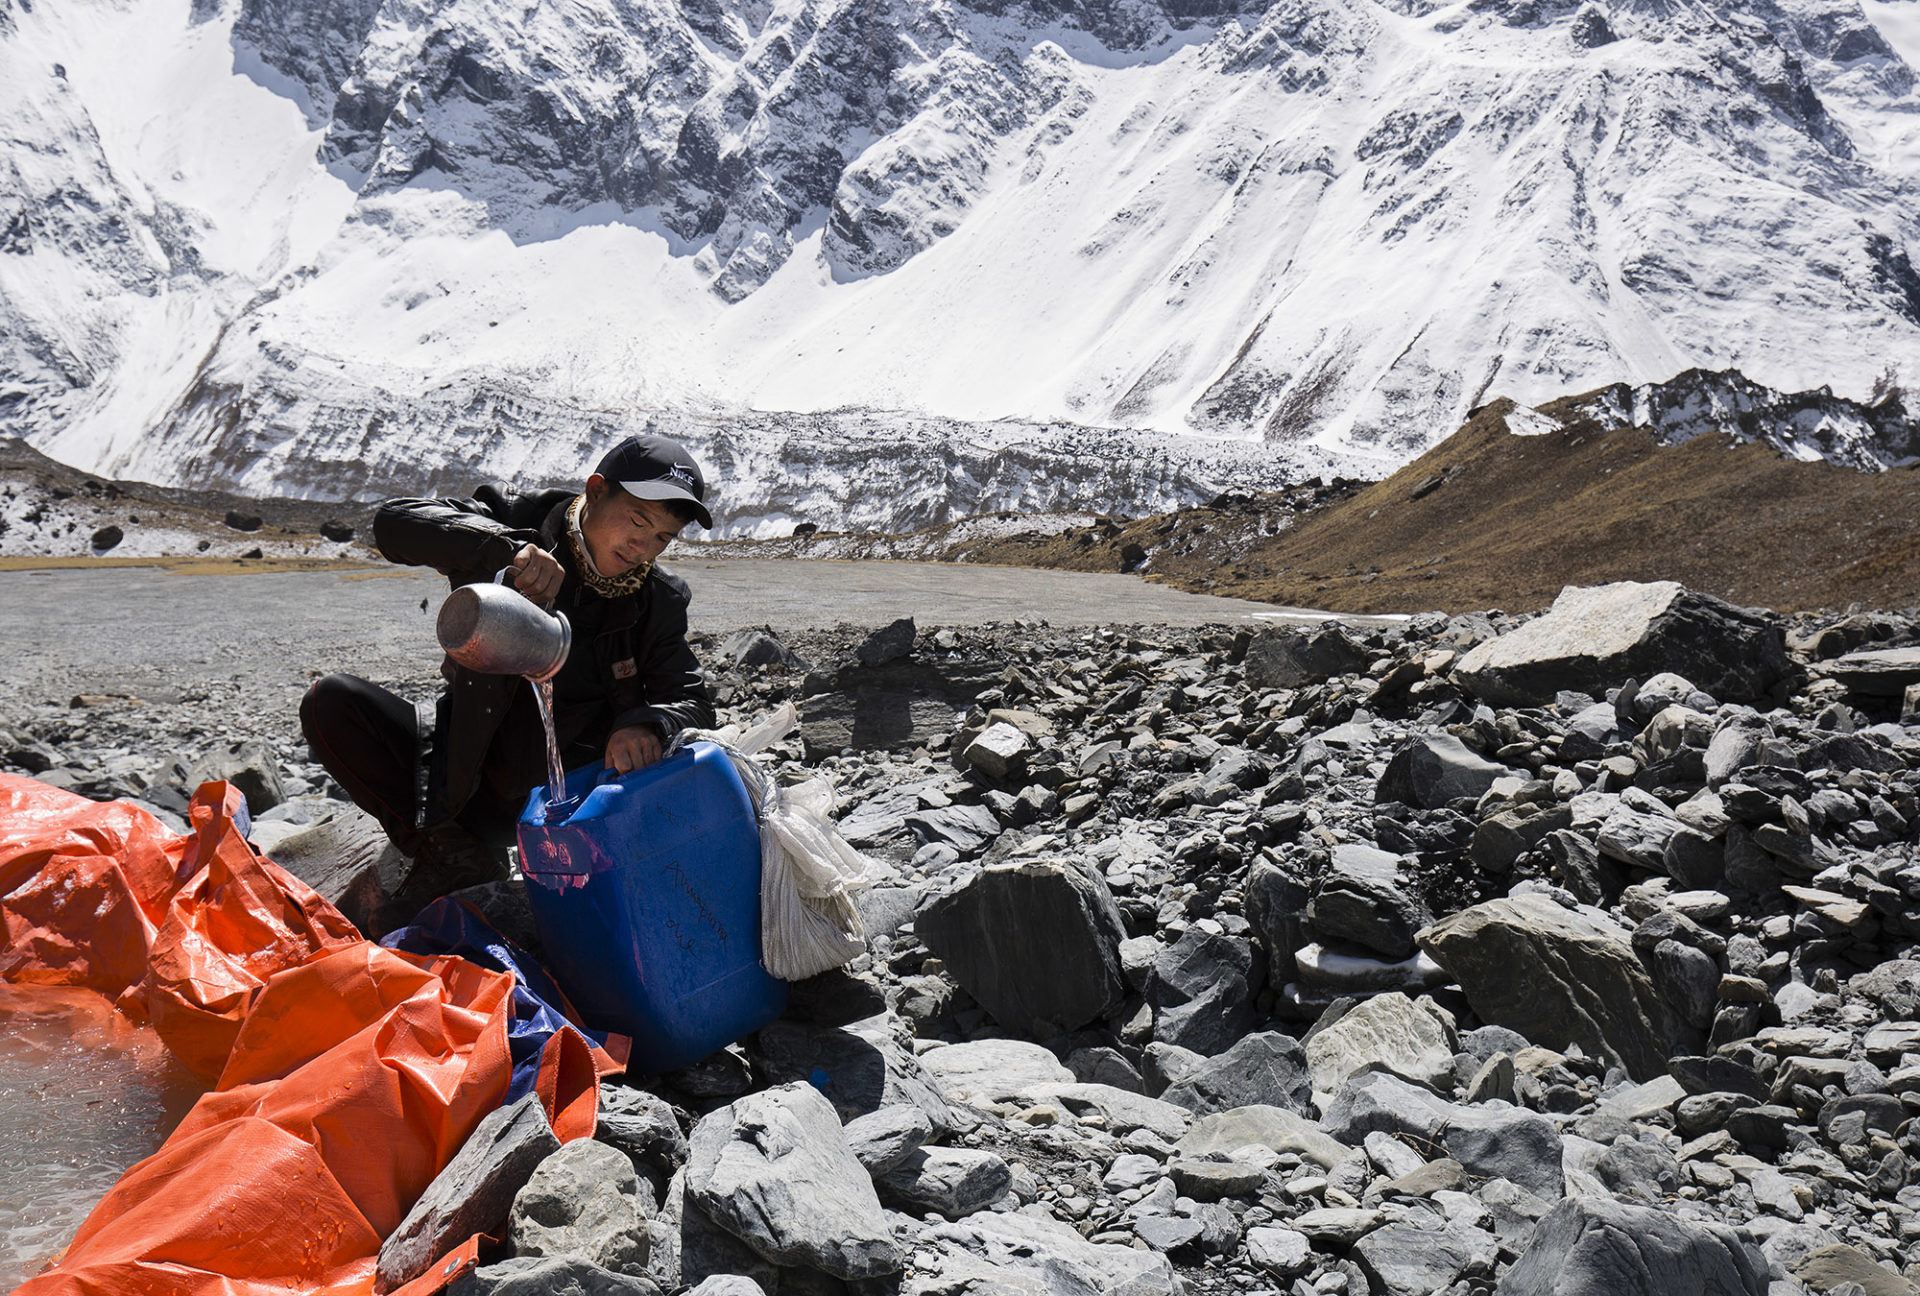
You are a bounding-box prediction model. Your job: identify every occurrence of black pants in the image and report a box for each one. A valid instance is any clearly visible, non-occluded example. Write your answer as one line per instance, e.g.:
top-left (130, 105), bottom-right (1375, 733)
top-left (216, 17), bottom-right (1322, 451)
top-left (300, 674), bottom-right (521, 855)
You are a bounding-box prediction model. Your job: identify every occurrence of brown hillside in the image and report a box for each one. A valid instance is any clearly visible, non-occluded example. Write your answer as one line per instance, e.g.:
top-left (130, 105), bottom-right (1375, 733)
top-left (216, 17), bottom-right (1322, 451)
top-left (958, 399), bottom-right (1920, 615)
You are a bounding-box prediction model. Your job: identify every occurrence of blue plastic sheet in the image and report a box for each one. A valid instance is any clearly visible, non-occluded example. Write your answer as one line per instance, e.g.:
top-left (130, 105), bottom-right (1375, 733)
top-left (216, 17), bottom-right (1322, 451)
top-left (384, 898), bottom-right (613, 1103)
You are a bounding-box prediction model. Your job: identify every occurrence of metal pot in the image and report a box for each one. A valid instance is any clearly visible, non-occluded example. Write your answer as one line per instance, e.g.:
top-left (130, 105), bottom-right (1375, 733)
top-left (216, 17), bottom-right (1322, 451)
top-left (436, 580), bottom-right (572, 680)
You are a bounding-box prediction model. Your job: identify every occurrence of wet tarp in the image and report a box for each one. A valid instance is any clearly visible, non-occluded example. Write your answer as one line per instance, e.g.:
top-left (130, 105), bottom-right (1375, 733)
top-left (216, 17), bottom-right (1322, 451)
top-left (0, 773), bottom-right (600, 1296)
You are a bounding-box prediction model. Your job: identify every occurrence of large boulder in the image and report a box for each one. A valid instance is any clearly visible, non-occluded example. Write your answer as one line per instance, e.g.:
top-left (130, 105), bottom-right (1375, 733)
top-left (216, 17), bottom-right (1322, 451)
top-left (1175, 1105), bottom-right (1349, 1169)
top-left (265, 804), bottom-right (408, 936)
top-left (1244, 623), bottom-right (1375, 689)
top-left (1498, 1196), bottom-right (1769, 1295)
top-left (1819, 645), bottom-right (1920, 697)
top-left (1145, 929), bottom-right (1264, 1055)
top-left (918, 1038), bottom-right (1074, 1106)
top-left (1303, 992), bottom-right (1454, 1098)
top-left (685, 1083), bottom-right (899, 1280)
top-left (1160, 1032), bottom-right (1315, 1117)
top-left (754, 1014), bottom-right (953, 1129)
top-left (186, 739), bottom-right (288, 812)
top-left (1419, 896), bottom-right (1697, 1081)
top-left (1453, 582), bottom-right (1789, 707)
top-left (1243, 861), bottom-right (1312, 986)
top-left (1375, 736), bottom-right (1517, 810)
top-left (798, 654), bottom-right (1001, 759)
top-left (915, 858), bottom-right (1127, 1037)
top-left (508, 1140), bottom-right (650, 1275)
top-left (1308, 843), bottom-right (1432, 960)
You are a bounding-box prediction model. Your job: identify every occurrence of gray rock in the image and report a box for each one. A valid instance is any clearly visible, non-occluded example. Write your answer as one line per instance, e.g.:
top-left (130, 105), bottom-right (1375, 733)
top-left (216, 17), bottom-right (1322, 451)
top-left (1245, 623), bottom-right (1373, 689)
top-left (1498, 1195), bottom-right (1770, 1295)
top-left (720, 627), bottom-right (805, 669)
top-left (917, 1038), bottom-right (1074, 1105)
top-left (1323, 1072), bottom-right (1565, 1200)
top-left (1593, 1138), bottom-right (1680, 1202)
top-left (1376, 734), bottom-right (1517, 810)
top-left (1704, 723), bottom-right (1766, 790)
top-left (842, 1105), bottom-right (934, 1175)
top-left (1245, 1226), bottom-right (1313, 1279)
top-left (1160, 1032), bottom-right (1313, 1117)
top-left (1355, 1220), bottom-right (1500, 1296)
top-left (1595, 807), bottom-right (1684, 872)
top-left (596, 1086), bottom-right (688, 1178)
top-left (1067, 1045), bottom-right (1147, 1092)
top-left (453, 1256), bottom-right (661, 1296)
top-left (961, 722), bottom-right (1032, 782)
top-left (915, 857), bottom-right (1127, 1037)
top-left (1304, 992), bottom-right (1455, 1098)
top-left (797, 655), bottom-right (1000, 759)
top-left (264, 802), bottom-right (407, 935)
top-left (1243, 860), bottom-right (1312, 986)
top-left (1145, 928), bottom-right (1263, 1056)
top-left (682, 1279), bottom-right (767, 1296)
top-left (1027, 1082), bottom-right (1192, 1141)
top-left (754, 1014), bottom-right (953, 1129)
top-left (379, 1094), bottom-right (561, 1291)
top-left (685, 1082), bottom-right (899, 1279)
top-left (1791, 1244), bottom-right (1920, 1296)
top-left (1453, 581), bottom-right (1789, 707)
top-left (1169, 1157), bottom-right (1266, 1200)
top-left (1650, 939), bottom-right (1720, 1030)
top-left (856, 617), bottom-right (916, 666)
top-left (1820, 646), bottom-right (1920, 697)
top-left (508, 1139), bottom-right (650, 1276)
top-left (1419, 895), bottom-right (1697, 1081)
top-left (186, 738), bottom-right (288, 812)
top-left (913, 1210), bottom-right (1179, 1293)
top-left (876, 1146), bottom-right (1012, 1219)
top-left (903, 803), bottom-right (1002, 855)
top-left (1175, 1104), bottom-right (1349, 1169)
top-left (1291, 1207), bottom-right (1383, 1247)
top-left (1309, 843), bottom-right (1432, 960)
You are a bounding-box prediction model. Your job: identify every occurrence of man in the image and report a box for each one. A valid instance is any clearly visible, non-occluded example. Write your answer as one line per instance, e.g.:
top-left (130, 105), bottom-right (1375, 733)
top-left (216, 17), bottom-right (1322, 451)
top-left (301, 434), bottom-right (718, 933)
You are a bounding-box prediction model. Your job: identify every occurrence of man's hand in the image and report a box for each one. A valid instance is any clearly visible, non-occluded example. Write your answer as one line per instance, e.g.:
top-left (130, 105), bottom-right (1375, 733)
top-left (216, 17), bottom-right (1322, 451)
top-left (507, 543), bottom-right (565, 606)
top-left (605, 723), bottom-right (664, 773)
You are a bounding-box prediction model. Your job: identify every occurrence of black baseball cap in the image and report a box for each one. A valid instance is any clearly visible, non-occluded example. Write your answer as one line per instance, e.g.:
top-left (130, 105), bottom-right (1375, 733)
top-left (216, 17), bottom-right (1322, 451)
top-left (594, 434), bottom-right (712, 529)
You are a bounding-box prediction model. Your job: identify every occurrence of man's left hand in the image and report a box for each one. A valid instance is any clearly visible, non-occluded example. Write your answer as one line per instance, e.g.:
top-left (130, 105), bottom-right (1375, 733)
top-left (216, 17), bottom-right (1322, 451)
top-left (605, 724), bottom-right (664, 773)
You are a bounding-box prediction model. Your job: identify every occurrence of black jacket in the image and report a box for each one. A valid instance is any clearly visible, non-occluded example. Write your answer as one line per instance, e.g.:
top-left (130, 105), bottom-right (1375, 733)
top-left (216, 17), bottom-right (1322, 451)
top-left (374, 485), bottom-right (715, 831)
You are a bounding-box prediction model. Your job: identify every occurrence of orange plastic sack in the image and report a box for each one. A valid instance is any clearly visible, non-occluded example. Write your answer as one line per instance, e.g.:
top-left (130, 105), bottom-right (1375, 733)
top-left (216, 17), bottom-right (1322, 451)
top-left (0, 774), bottom-right (570, 1296)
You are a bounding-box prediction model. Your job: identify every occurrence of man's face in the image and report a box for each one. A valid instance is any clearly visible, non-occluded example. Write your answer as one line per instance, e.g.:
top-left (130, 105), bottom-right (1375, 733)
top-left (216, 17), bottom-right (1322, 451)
top-left (583, 475), bottom-right (687, 574)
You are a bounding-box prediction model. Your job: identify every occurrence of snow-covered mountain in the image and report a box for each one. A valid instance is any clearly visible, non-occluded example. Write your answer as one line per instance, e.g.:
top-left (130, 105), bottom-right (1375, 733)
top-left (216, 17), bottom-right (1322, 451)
top-left (2, 0), bottom-right (1920, 530)
top-left (1552, 366), bottom-right (1920, 470)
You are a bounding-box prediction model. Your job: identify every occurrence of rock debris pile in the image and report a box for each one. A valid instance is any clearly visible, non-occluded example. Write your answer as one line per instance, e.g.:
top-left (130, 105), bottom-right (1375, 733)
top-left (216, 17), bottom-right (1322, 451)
top-left (8, 579), bottom-right (1920, 1296)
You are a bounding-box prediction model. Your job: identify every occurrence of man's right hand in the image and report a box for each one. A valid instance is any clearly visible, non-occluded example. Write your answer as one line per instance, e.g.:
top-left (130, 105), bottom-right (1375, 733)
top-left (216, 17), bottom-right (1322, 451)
top-left (507, 544), bottom-right (565, 605)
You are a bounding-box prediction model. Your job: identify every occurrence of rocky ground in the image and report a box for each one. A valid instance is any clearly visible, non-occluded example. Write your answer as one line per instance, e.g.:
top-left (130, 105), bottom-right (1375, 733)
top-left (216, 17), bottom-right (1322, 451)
top-left (9, 580), bottom-right (1920, 1295)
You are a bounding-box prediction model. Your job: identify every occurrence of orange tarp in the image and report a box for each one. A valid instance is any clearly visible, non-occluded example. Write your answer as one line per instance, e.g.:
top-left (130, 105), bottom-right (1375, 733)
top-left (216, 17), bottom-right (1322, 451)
top-left (0, 773), bottom-right (555, 1296)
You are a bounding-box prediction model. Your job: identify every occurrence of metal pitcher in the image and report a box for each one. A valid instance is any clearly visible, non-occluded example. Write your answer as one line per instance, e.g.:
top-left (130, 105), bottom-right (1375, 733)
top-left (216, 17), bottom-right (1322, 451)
top-left (437, 578), bottom-right (572, 680)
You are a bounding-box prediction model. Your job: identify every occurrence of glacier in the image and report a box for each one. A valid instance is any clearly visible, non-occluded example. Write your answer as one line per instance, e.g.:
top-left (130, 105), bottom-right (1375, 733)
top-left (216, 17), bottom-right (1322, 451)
top-left (1, 0), bottom-right (1919, 531)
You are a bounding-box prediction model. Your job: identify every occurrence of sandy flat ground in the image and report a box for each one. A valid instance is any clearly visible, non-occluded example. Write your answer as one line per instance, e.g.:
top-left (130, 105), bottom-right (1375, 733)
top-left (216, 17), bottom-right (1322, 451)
top-left (0, 557), bottom-right (1391, 708)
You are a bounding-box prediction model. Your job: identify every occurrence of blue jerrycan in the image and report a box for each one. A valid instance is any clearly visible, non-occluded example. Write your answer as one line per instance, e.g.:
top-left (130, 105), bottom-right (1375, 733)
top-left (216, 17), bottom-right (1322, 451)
top-left (516, 741), bottom-right (787, 1073)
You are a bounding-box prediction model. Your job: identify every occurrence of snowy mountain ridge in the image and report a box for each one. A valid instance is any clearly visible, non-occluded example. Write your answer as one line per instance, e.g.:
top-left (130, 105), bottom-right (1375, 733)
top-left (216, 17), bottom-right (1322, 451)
top-left (2, 0), bottom-right (1920, 531)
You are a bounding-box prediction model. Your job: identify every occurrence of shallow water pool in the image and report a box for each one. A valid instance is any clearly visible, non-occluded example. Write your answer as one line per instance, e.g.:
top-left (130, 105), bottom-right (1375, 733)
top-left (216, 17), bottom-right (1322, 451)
top-left (0, 985), bottom-right (206, 1287)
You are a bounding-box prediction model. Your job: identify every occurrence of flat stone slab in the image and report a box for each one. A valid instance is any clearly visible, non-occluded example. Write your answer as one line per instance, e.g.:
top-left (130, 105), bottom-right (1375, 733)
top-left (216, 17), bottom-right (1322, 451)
top-left (1821, 646), bottom-right (1920, 696)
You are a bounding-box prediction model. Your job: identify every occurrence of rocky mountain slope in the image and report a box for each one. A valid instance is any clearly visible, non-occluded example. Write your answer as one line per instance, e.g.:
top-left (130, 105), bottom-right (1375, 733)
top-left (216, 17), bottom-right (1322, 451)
top-left (904, 371), bottom-right (1920, 613)
top-left (3, 0), bottom-right (1920, 527)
